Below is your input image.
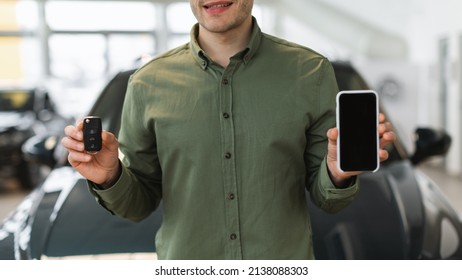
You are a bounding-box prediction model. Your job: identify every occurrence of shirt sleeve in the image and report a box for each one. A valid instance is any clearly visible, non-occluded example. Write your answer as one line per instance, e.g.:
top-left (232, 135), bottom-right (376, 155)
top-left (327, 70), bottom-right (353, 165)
top-left (304, 58), bottom-right (359, 213)
top-left (88, 76), bottom-right (163, 222)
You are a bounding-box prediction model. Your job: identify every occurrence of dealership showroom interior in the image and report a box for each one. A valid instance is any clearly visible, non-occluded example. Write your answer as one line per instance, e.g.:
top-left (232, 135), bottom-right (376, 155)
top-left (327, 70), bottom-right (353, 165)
top-left (1, 0), bottom-right (462, 260)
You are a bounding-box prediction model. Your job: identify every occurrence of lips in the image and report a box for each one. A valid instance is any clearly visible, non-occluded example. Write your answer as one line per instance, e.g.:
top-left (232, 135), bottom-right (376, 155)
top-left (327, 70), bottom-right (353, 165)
top-left (203, 1), bottom-right (232, 10)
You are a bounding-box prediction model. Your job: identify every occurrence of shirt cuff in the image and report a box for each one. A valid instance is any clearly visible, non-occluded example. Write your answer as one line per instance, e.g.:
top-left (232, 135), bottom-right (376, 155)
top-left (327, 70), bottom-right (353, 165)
top-left (319, 157), bottom-right (359, 198)
top-left (87, 163), bottom-right (132, 213)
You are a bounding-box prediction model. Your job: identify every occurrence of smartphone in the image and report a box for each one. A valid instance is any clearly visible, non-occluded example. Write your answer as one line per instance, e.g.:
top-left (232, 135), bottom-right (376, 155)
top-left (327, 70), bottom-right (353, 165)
top-left (336, 90), bottom-right (379, 172)
top-left (83, 116), bottom-right (102, 153)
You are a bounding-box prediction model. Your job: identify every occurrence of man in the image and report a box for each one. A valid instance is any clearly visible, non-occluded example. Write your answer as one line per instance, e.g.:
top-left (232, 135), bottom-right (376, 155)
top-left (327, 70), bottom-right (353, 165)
top-left (62, 0), bottom-right (395, 259)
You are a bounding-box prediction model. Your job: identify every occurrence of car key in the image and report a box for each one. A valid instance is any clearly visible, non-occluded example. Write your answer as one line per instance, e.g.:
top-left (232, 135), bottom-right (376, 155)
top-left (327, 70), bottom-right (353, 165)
top-left (83, 116), bottom-right (102, 154)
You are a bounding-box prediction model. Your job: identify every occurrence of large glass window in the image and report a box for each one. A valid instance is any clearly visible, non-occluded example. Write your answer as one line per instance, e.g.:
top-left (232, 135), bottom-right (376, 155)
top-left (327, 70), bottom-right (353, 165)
top-left (42, 1), bottom-right (160, 118)
top-left (166, 2), bottom-right (196, 49)
top-left (15, 0), bottom-right (39, 31)
top-left (0, 2), bottom-right (20, 31)
top-left (107, 35), bottom-right (156, 72)
top-left (46, 1), bottom-right (156, 31)
top-left (45, 0), bottom-right (159, 81)
top-left (0, 37), bottom-right (23, 82)
top-left (0, 0), bottom-right (40, 85)
top-left (0, 36), bottom-right (40, 84)
top-left (1, 0), bottom-right (270, 117)
top-left (49, 34), bottom-right (107, 82)
top-left (49, 33), bottom-right (155, 82)
top-left (167, 2), bottom-right (197, 33)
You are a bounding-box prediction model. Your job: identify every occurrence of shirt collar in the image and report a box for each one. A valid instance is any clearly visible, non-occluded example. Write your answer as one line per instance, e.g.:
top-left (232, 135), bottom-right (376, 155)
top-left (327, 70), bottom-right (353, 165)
top-left (190, 17), bottom-right (262, 70)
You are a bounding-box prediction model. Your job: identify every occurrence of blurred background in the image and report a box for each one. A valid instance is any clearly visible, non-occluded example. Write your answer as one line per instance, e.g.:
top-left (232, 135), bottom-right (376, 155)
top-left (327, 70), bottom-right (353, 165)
top-left (1, 0), bottom-right (461, 214)
top-left (2, 0), bottom-right (462, 261)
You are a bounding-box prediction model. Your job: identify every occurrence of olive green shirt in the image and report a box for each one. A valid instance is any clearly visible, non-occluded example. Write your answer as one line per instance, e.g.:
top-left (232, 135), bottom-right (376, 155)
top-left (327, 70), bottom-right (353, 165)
top-left (90, 19), bottom-right (358, 260)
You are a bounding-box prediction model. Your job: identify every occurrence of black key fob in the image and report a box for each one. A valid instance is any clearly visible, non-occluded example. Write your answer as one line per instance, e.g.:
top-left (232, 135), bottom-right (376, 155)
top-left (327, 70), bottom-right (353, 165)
top-left (83, 116), bottom-right (102, 154)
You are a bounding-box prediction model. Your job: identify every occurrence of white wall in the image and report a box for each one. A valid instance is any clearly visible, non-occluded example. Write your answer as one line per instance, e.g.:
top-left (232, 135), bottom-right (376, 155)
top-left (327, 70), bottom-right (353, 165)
top-left (259, 0), bottom-right (462, 175)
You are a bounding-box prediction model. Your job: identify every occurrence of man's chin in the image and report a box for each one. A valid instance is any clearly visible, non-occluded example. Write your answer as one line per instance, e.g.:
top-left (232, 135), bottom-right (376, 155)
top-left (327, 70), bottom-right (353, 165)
top-left (200, 22), bottom-right (237, 34)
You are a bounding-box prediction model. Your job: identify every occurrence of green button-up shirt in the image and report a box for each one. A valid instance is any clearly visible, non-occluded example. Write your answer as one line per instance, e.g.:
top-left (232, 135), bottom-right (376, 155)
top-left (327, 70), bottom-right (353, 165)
top-left (90, 19), bottom-right (358, 260)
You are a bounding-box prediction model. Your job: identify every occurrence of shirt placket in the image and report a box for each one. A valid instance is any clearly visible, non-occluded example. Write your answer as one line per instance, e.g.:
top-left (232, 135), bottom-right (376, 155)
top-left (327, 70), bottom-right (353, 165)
top-left (216, 59), bottom-right (243, 259)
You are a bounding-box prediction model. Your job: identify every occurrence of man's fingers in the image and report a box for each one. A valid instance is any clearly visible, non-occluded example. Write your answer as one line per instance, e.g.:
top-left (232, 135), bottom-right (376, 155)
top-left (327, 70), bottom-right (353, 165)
top-left (379, 112), bottom-right (386, 123)
top-left (380, 131), bottom-right (396, 149)
top-left (379, 121), bottom-right (393, 135)
top-left (327, 127), bottom-right (338, 143)
top-left (61, 135), bottom-right (85, 152)
top-left (64, 125), bottom-right (83, 141)
top-left (379, 149), bottom-right (389, 162)
top-left (67, 150), bottom-right (93, 165)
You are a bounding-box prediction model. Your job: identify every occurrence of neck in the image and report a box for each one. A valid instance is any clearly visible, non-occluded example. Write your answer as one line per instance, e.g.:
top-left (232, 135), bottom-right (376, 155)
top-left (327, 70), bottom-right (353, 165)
top-left (197, 18), bottom-right (253, 68)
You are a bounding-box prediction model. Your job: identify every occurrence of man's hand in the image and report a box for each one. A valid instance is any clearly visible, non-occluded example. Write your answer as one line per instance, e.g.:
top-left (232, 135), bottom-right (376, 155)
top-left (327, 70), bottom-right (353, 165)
top-left (326, 113), bottom-right (396, 187)
top-left (61, 119), bottom-right (121, 188)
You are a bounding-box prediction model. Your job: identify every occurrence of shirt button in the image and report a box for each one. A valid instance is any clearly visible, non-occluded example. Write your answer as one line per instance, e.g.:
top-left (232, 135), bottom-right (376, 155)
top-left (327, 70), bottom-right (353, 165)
top-left (222, 78), bottom-right (229, 85)
top-left (227, 193), bottom-right (235, 200)
top-left (230, 233), bottom-right (237, 240)
top-left (225, 152), bottom-right (232, 159)
top-left (223, 112), bottom-right (230, 119)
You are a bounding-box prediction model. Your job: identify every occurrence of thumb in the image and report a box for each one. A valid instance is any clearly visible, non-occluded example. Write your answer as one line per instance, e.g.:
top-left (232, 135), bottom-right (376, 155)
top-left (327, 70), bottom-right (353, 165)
top-left (327, 127), bottom-right (338, 144)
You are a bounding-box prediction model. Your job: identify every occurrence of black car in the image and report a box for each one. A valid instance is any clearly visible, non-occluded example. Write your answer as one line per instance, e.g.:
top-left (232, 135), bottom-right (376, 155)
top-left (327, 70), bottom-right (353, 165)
top-left (0, 87), bottom-right (67, 192)
top-left (0, 62), bottom-right (459, 260)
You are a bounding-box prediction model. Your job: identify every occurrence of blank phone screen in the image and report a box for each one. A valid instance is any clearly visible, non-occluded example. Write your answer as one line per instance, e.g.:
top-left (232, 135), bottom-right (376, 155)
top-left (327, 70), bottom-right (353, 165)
top-left (338, 91), bottom-right (378, 172)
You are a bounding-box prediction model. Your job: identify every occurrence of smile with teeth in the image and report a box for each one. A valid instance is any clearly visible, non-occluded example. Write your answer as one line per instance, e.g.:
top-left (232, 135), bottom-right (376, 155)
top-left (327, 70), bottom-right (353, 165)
top-left (205, 3), bottom-right (232, 9)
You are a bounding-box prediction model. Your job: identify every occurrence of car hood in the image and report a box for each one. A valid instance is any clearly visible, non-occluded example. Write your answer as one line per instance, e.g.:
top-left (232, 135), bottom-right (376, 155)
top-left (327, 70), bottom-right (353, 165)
top-left (0, 167), bottom-right (81, 259)
top-left (0, 112), bottom-right (35, 132)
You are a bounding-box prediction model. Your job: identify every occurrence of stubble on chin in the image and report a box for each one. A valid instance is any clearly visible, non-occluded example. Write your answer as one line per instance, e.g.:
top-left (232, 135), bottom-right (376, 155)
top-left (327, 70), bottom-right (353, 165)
top-left (191, 1), bottom-right (253, 34)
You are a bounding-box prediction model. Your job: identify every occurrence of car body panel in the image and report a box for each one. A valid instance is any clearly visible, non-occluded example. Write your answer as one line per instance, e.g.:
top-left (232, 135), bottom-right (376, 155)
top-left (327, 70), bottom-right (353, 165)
top-left (308, 159), bottom-right (461, 259)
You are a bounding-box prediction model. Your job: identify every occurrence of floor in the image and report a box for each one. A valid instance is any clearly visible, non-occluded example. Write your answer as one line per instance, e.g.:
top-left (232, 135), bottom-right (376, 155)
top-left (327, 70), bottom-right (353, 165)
top-left (1, 162), bottom-right (462, 221)
top-left (418, 162), bottom-right (462, 214)
top-left (0, 191), bottom-right (25, 221)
